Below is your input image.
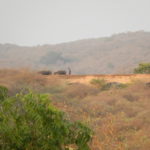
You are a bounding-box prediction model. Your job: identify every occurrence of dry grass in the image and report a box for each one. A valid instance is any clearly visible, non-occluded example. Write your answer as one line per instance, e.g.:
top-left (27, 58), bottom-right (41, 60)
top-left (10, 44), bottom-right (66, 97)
top-left (52, 79), bottom-right (150, 150)
top-left (0, 69), bottom-right (62, 95)
top-left (0, 69), bottom-right (150, 150)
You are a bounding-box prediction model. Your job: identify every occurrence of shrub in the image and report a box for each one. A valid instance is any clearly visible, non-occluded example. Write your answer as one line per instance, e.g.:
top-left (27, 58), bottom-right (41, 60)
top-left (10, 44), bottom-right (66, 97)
top-left (0, 92), bottom-right (92, 150)
top-left (0, 85), bottom-right (8, 101)
top-left (90, 79), bottom-right (107, 89)
top-left (90, 79), bottom-right (127, 91)
top-left (134, 63), bottom-right (150, 74)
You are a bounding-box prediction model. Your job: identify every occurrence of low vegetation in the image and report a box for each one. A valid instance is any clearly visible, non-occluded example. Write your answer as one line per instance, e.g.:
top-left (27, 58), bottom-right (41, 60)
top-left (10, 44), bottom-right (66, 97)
top-left (134, 63), bottom-right (150, 74)
top-left (90, 78), bottom-right (128, 90)
top-left (0, 69), bottom-right (150, 150)
top-left (90, 79), bottom-right (107, 89)
top-left (0, 85), bottom-right (8, 101)
top-left (0, 87), bottom-right (92, 150)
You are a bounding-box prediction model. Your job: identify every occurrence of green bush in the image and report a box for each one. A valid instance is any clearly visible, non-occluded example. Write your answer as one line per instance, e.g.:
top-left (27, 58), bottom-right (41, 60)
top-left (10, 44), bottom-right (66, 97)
top-left (90, 79), bottom-right (107, 89)
top-left (0, 92), bottom-right (92, 150)
top-left (90, 79), bottom-right (128, 91)
top-left (0, 85), bottom-right (8, 101)
top-left (134, 63), bottom-right (150, 74)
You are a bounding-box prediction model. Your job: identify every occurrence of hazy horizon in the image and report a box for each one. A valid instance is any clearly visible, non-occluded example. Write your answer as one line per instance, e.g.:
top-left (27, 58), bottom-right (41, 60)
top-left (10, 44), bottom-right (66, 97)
top-left (0, 30), bottom-right (150, 47)
top-left (0, 0), bottom-right (150, 46)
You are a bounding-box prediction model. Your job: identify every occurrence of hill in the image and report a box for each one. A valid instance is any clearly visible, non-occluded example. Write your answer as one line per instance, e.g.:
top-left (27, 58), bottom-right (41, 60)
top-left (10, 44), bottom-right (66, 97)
top-left (0, 31), bottom-right (150, 74)
top-left (0, 69), bottom-right (150, 150)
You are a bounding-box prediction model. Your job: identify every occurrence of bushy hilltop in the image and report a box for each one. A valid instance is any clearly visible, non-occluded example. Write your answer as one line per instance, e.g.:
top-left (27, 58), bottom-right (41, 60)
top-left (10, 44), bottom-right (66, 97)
top-left (0, 31), bottom-right (150, 74)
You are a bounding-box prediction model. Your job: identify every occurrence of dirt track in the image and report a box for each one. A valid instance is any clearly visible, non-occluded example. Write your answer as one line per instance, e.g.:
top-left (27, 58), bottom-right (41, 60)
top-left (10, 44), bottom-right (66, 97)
top-left (47, 74), bottom-right (150, 85)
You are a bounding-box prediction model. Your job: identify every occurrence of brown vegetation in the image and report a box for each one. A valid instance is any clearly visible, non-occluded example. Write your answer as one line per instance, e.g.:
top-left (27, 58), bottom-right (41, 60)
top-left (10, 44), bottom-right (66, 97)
top-left (0, 69), bottom-right (150, 150)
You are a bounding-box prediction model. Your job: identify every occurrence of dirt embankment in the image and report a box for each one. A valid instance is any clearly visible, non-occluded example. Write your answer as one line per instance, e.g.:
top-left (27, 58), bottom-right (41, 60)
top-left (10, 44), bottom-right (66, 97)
top-left (47, 74), bottom-right (150, 85)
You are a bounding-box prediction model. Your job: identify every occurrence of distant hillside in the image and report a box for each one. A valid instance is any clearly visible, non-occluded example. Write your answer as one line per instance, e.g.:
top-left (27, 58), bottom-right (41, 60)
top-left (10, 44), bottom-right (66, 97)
top-left (0, 31), bottom-right (150, 74)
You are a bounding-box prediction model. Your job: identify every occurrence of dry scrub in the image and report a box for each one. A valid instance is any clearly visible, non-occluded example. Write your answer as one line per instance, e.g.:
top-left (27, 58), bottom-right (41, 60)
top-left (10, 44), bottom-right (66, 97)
top-left (0, 69), bottom-right (150, 150)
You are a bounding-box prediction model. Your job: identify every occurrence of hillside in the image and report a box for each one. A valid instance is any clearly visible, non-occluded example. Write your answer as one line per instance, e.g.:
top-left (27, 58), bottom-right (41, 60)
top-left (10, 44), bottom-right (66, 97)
top-left (0, 31), bottom-right (150, 74)
top-left (0, 69), bottom-right (150, 150)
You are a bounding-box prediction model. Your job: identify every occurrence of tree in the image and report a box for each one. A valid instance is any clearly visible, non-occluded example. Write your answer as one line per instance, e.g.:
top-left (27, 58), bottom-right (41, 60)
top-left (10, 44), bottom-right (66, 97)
top-left (0, 90), bottom-right (93, 150)
top-left (134, 63), bottom-right (150, 74)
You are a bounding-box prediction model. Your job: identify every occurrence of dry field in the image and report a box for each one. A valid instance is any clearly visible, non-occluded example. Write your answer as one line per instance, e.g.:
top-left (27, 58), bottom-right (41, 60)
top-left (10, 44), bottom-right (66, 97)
top-left (0, 69), bottom-right (150, 150)
top-left (47, 74), bottom-right (150, 84)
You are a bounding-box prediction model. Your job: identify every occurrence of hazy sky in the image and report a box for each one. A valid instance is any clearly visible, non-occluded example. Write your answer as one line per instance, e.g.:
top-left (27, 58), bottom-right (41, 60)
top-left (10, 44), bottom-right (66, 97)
top-left (0, 0), bottom-right (150, 46)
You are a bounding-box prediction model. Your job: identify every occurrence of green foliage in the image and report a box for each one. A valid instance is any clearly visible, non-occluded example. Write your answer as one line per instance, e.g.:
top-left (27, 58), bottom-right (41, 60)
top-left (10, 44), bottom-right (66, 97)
top-left (0, 92), bottom-right (92, 150)
top-left (90, 79), bottom-right (128, 91)
top-left (134, 63), bottom-right (150, 74)
top-left (90, 79), bottom-right (107, 89)
top-left (0, 85), bottom-right (8, 101)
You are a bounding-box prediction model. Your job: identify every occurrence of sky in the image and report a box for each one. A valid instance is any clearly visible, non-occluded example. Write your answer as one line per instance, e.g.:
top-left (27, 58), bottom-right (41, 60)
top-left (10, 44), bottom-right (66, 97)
top-left (0, 0), bottom-right (150, 46)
